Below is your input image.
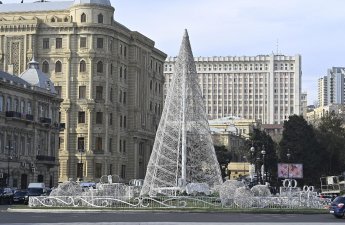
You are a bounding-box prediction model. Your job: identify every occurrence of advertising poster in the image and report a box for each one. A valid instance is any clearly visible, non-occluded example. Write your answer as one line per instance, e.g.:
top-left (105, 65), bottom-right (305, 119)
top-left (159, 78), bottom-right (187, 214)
top-left (277, 163), bottom-right (303, 178)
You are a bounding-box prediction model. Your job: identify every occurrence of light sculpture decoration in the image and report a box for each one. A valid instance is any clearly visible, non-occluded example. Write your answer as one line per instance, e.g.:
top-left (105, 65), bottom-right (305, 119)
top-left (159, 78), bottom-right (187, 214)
top-left (140, 30), bottom-right (222, 196)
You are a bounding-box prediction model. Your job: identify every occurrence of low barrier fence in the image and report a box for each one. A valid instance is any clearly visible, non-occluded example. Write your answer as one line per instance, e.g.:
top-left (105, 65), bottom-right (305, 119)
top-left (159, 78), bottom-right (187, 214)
top-left (29, 196), bottom-right (331, 209)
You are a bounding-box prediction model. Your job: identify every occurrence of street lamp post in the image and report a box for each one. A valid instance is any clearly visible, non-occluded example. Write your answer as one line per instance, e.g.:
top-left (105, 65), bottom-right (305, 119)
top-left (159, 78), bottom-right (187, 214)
top-left (250, 145), bottom-right (255, 183)
top-left (5, 144), bottom-right (13, 187)
top-left (261, 145), bottom-right (266, 184)
top-left (287, 149), bottom-right (291, 180)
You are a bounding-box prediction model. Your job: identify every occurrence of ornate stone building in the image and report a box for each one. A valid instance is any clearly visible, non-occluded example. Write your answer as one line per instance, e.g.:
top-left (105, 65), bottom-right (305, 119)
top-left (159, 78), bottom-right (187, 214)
top-left (0, 0), bottom-right (166, 183)
top-left (0, 60), bottom-right (61, 189)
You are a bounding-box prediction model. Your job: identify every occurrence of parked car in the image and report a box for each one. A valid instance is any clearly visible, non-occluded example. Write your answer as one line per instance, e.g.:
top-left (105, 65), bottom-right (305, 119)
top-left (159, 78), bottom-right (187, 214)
top-left (24, 183), bottom-right (48, 205)
top-left (13, 190), bottom-right (28, 204)
top-left (329, 196), bottom-right (345, 218)
top-left (0, 188), bottom-right (14, 205)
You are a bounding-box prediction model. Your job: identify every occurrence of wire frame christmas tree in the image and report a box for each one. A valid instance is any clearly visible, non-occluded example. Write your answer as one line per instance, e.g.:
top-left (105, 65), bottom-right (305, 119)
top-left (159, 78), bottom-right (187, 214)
top-left (140, 30), bottom-right (222, 197)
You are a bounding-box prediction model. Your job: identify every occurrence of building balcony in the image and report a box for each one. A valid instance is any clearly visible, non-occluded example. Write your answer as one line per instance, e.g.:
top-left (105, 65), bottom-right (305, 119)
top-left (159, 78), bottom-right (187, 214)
top-left (25, 114), bottom-right (34, 121)
top-left (39, 117), bottom-right (51, 124)
top-left (36, 155), bottom-right (55, 162)
top-left (5, 111), bottom-right (22, 118)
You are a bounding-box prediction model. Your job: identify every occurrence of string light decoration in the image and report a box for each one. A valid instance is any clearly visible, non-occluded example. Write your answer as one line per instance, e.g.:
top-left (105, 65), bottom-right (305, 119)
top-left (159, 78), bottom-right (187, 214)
top-left (140, 30), bottom-right (222, 197)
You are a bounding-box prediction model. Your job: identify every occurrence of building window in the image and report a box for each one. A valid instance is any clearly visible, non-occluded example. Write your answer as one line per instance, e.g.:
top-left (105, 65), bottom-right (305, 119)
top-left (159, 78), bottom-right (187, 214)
top-left (121, 165), bottom-right (126, 179)
top-left (81, 13), bottom-right (86, 23)
top-left (98, 14), bottom-right (103, 23)
top-left (27, 102), bottom-right (32, 115)
top-left (79, 60), bottom-right (86, 72)
top-left (55, 86), bottom-right (62, 97)
top-left (109, 138), bottom-right (112, 152)
top-left (79, 86), bottom-right (86, 99)
top-left (80, 37), bottom-right (86, 48)
top-left (42, 61), bottom-right (49, 73)
top-left (78, 111), bottom-right (85, 123)
top-left (109, 113), bottom-right (113, 125)
top-left (97, 61), bottom-right (103, 73)
top-left (123, 140), bottom-right (126, 153)
top-left (123, 116), bottom-right (127, 128)
top-left (95, 137), bottom-right (102, 152)
top-left (96, 86), bottom-right (103, 100)
top-left (96, 112), bottom-right (103, 124)
top-left (77, 137), bottom-right (84, 151)
top-left (43, 38), bottom-right (49, 49)
top-left (97, 38), bottom-right (103, 48)
top-left (110, 88), bottom-right (113, 102)
top-left (55, 61), bottom-right (62, 73)
top-left (56, 38), bottom-right (62, 49)
top-left (6, 97), bottom-right (12, 111)
top-left (95, 163), bottom-right (102, 178)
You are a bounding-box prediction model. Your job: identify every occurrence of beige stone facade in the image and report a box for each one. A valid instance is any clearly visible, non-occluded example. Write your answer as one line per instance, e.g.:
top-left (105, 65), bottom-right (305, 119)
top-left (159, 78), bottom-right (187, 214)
top-left (0, 70), bottom-right (61, 189)
top-left (0, 1), bottom-right (166, 183)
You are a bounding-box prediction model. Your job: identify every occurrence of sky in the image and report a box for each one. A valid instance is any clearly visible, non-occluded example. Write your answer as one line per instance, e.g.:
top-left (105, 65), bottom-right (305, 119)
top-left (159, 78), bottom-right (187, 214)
top-left (113, 0), bottom-right (345, 105)
top-left (3, 0), bottom-right (345, 105)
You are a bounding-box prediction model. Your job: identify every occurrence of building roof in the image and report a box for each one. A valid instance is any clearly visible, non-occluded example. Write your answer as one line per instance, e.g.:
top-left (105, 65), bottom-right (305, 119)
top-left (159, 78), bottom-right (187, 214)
top-left (261, 124), bottom-right (284, 129)
top-left (0, 1), bottom-right (73, 13)
top-left (20, 59), bottom-right (57, 94)
top-left (0, 71), bottom-right (31, 87)
top-left (73, 0), bottom-right (111, 6)
top-left (208, 116), bottom-right (242, 125)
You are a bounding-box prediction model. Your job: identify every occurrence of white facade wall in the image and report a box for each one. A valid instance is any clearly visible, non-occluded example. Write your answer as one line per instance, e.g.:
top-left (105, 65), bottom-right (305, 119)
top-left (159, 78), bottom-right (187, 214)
top-left (164, 54), bottom-right (302, 124)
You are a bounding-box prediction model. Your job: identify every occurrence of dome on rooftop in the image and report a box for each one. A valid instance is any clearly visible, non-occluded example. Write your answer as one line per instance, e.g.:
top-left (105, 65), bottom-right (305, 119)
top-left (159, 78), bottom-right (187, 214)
top-left (19, 58), bottom-right (57, 95)
top-left (73, 0), bottom-right (111, 6)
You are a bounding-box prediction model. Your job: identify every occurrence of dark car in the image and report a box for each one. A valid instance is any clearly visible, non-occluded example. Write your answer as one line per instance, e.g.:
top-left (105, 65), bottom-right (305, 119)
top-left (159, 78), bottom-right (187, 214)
top-left (329, 196), bottom-right (345, 218)
top-left (13, 190), bottom-right (28, 204)
top-left (24, 188), bottom-right (45, 205)
top-left (0, 188), bottom-right (14, 205)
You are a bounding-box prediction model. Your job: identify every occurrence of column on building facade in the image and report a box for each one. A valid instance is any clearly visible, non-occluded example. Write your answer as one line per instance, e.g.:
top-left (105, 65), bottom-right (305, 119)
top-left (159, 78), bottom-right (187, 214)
top-left (133, 137), bottom-right (139, 178)
top-left (66, 55), bottom-right (71, 99)
top-left (89, 57), bottom-right (94, 99)
top-left (87, 107), bottom-right (93, 153)
top-left (62, 107), bottom-right (70, 180)
top-left (268, 55), bottom-right (275, 124)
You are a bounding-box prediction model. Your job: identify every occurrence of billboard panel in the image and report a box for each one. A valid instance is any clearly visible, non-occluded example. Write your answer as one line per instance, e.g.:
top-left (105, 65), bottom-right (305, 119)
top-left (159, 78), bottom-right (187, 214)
top-left (277, 163), bottom-right (303, 178)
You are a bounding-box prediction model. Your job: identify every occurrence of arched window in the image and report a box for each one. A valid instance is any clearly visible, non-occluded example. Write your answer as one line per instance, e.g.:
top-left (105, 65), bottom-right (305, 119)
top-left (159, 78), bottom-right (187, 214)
top-left (55, 61), bottom-right (62, 73)
top-left (79, 60), bottom-right (86, 72)
top-left (97, 61), bottom-right (103, 73)
top-left (119, 67), bottom-right (122, 78)
top-left (98, 14), bottom-right (103, 23)
top-left (51, 17), bottom-right (55, 22)
top-left (124, 67), bottom-right (127, 80)
top-left (64, 17), bottom-right (68, 22)
top-left (81, 13), bottom-right (86, 23)
top-left (42, 61), bottom-right (49, 73)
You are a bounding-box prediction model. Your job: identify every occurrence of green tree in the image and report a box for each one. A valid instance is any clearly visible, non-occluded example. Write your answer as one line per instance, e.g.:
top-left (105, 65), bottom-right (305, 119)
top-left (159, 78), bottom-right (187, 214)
top-left (246, 129), bottom-right (278, 185)
top-left (316, 113), bottom-right (345, 176)
top-left (279, 115), bottom-right (321, 185)
top-left (214, 145), bottom-right (232, 181)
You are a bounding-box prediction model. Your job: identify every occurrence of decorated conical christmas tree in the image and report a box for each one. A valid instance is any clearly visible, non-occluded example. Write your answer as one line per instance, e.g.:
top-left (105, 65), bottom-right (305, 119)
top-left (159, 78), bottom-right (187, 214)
top-left (140, 30), bottom-right (222, 196)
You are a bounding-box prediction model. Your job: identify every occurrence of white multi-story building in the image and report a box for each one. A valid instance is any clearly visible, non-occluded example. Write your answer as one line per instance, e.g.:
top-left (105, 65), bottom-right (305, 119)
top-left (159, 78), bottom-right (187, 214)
top-left (164, 54), bottom-right (302, 124)
top-left (318, 67), bottom-right (345, 107)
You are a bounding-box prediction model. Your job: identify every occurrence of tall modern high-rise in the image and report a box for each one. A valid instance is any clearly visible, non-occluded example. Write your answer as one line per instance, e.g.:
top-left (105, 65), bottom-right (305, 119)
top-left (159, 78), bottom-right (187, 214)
top-left (164, 54), bottom-right (302, 124)
top-left (318, 67), bottom-right (345, 107)
top-left (0, 0), bottom-right (166, 183)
